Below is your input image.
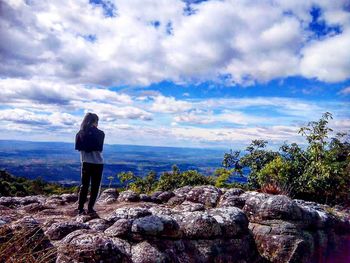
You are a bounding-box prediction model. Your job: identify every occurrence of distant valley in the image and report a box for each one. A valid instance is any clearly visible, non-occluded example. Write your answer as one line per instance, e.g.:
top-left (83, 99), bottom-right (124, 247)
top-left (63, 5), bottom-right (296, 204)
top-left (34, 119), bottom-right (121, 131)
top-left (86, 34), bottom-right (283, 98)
top-left (0, 140), bottom-right (247, 186)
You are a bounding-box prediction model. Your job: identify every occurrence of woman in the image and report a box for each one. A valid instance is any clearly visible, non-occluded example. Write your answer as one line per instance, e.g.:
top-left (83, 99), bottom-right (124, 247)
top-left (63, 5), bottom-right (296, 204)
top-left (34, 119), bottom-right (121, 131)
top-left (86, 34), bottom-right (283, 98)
top-left (75, 113), bottom-right (105, 215)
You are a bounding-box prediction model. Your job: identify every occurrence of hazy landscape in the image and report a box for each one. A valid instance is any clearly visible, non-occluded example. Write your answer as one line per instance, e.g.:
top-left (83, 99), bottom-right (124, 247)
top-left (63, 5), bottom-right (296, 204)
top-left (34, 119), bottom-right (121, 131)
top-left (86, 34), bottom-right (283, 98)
top-left (0, 140), bottom-right (247, 186)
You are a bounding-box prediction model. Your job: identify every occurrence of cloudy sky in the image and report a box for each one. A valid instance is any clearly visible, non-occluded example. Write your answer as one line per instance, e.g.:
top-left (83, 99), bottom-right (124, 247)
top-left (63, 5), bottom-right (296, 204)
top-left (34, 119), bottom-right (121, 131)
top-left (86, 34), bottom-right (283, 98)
top-left (0, 0), bottom-right (349, 148)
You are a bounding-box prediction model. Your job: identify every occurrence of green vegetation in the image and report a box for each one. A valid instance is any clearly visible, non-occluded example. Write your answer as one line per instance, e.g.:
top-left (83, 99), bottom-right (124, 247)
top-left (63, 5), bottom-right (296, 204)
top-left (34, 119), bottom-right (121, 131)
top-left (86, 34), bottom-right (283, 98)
top-left (0, 170), bottom-right (78, 197)
top-left (115, 113), bottom-right (349, 205)
top-left (117, 165), bottom-right (215, 193)
top-left (1, 113), bottom-right (347, 206)
top-left (224, 112), bottom-right (350, 205)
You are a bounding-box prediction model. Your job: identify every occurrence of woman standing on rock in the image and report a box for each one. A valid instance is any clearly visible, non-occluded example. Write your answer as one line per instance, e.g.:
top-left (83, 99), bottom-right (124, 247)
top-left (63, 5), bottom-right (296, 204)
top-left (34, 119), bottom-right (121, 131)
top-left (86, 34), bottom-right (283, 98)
top-left (75, 113), bottom-right (105, 215)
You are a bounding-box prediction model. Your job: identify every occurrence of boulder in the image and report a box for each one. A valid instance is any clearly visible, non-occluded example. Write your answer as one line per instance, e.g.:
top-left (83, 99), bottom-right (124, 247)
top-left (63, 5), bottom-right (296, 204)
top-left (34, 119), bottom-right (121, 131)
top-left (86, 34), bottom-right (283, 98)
top-left (87, 218), bottom-right (112, 231)
top-left (173, 211), bottom-right (221, 239)
top-left (250, 221), bottom-right (313, 263)
top-left (152, 191), bottom-right (175, 203)
top-left (208, 207), bottom-right (249, 237)
top-left (104, 206), bottom-right (152, 223)
top-left (57, 229), bottom-right (127, 263)
top-left (131, 215), bottom-right (164, 236)
top-left (60, 193), bottom-right (78, 203)
top-left (243, 193), bottom-right (303, 222)
top-left (172, 200), bottom-right (205, 212)
top-left (118, 190), bottom-right (140, 202)
top-left (218, 188), bottom-right (246, 208)
top-left (98, 188), bottom-right (119, 204)
top-left (105, 219), bottom-right (133, 237)
top-left (167, 195), bottom-right (186, 206)
top-left (21, 203), bottom-right (53, 213)
top-left (131, 241), bottom-right (169, 263)
top-left (140, 194), bottom-right (153, 202)
top-left (45, 221), bottom-right (89, 240)
top-left (185, 185), bottom-right (222, 207)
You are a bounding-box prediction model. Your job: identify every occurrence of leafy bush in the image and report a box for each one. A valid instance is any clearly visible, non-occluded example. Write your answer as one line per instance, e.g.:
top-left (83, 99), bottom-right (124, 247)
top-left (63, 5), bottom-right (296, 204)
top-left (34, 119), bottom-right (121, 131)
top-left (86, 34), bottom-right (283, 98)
top-left (0, 170), bottom-right (77, 197)
top-left (223, 112), bottom-right (350, 205)
top-left (117, 165), bottom-right (214, 193)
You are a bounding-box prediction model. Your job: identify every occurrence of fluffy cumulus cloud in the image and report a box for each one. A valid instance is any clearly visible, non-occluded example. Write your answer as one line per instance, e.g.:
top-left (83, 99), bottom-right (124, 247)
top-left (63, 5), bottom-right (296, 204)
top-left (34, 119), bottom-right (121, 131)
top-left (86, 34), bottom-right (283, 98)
top-left (0, 0), bottom-right (349, 147)
top-left (1, 0), bottom-right (350, 85)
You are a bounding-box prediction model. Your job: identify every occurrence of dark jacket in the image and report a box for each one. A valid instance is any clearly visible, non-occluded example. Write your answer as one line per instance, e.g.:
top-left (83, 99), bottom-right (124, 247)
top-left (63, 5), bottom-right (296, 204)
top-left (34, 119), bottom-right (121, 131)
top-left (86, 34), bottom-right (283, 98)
top-left (75, 127), bottom-right (105, 152)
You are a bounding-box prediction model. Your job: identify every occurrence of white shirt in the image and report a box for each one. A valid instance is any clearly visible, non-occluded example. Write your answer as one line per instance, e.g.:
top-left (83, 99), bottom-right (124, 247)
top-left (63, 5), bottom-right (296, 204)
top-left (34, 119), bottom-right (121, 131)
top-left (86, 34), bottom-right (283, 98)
top-left (80, 151), bottom-right (104, 164)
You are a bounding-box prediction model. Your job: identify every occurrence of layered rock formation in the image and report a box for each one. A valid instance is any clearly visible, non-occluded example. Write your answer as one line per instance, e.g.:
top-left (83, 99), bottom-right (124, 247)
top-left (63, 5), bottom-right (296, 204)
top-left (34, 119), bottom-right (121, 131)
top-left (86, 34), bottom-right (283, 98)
top-left (0, 185), bottom-right (349, 262)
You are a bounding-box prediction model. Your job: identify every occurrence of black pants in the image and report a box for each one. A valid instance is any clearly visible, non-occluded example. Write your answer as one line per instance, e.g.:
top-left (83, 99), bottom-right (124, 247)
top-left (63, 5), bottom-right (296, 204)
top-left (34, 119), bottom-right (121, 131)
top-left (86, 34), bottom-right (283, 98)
top-left (78, 162), bottom-right (103, 211)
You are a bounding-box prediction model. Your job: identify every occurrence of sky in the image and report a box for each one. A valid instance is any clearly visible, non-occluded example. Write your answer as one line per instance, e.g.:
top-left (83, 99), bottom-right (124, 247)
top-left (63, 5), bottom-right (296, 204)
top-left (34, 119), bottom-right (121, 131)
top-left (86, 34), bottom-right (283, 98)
top-left (0, 0), bottom-right (349, 149)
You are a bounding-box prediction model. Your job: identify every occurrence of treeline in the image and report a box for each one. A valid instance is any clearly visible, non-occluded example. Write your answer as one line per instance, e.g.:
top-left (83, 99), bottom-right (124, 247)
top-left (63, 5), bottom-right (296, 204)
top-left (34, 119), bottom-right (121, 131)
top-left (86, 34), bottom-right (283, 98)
top-left (0, 170), bottom-right (78, 197)
top-left (113, 113), bottom-right (349, 205)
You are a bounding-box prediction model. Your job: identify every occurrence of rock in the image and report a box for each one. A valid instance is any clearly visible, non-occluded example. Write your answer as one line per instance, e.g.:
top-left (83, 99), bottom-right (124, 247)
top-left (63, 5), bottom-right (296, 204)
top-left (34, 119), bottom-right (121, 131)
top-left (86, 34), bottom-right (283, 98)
top-left (187, 235), bottom-right (262, 263)
top-left (208, 207), bottom-right (249, 237)
top-left (105, 219), bottom-right (133, 237)
top-left (76, 213), bottom-right (99, 223)
top-left (104, 206), bottom-right (152, 223)
top-left (151, 191), bottom-right (175, 203)
top-left (185, 185), bottom-right (222, 207)
top-left (87, 218), bottom-right (112, 231)
top-left (45, 195), bottom-right (65, 206)
top-left (21, 203), bottom-right (53, 213)
top-left (98, 188), bottom-right (119, 204)
top-left (157, 215), bottom-right (181, 238)
top-left (140, 194), bottom-right (153, 202)
top-left (173, 211), bottom-right (221, 239)
top-left (218, 195), bottom-right (246, 208)
top-left (167, 195), bottom-right (186, 206)
top-left (250, 221), bottom-right (313, 263)
top-left (149, 206), bottom-right (174, 216)
top-left (218, 188), bottom-right (246, 208)
top-left (60, 193), bottom-right (78, 203)
top-left (0, 196), bottom-right (19, 207)
top-left (45, 221), bottom-right (89, 240)
top-left (0, 196), bottom-right (44, 208)
top-left (173, 186), bottom-right (193, 197)
top-left (131, 215), bottom-right (164, 236)
top-left (243, 193), bottom-right (303, 222)
top-left (118, 190), bottom-right (140, 202)
top-left (172, 200), bottom-right (205, 212)
top-left (57, 229), bottom-right (127, 263)
top-left (131, 241), bottom-right (169, 263)
top-left (111, 237), bottom-right (132, 258)
top-left (223, 188), bottom-right (245, 196)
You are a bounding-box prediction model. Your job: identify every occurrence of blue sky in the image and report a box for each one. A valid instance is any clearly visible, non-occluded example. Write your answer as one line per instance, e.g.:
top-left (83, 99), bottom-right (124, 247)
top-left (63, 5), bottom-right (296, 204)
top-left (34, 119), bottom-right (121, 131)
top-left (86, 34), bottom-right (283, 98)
top-left (0, 0), bottom-right (349, 148)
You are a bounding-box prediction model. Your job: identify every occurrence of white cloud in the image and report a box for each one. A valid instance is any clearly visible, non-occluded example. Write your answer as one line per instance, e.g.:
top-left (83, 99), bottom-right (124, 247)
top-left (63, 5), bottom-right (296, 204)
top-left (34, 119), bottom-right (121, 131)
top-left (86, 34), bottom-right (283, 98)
top-left (150, 95), bottom-right (193, 113)
top-left (338, 86), bottom-right (350, 95)
top-left (300, 30), bottom-right (350, 82)
top-left (1, 0), bottom-right (349, 85)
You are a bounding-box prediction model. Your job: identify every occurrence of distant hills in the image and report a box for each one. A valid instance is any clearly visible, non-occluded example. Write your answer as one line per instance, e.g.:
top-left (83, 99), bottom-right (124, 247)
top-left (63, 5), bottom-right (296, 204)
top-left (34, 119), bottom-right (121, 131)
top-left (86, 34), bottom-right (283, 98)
top-left (0, 140), bottom-right (242, 186)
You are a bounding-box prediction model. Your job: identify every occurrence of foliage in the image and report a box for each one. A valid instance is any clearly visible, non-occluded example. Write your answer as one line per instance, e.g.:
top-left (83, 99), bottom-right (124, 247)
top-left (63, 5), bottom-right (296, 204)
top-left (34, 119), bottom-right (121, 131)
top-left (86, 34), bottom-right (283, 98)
top-left (0, 170), bottom-right (77, 197)
top-left (223, 112), bottom-right (350, 205)
top-left (117, 165), bottom-right (214, 193)
top-left (239, 140), bottom-right (278, 188)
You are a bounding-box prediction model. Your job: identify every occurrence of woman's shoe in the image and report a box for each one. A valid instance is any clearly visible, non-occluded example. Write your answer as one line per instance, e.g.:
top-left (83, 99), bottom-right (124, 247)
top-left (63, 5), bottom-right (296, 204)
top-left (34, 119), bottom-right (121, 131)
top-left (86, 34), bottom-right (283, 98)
top-left (87, 208), bottom-right (97, 216)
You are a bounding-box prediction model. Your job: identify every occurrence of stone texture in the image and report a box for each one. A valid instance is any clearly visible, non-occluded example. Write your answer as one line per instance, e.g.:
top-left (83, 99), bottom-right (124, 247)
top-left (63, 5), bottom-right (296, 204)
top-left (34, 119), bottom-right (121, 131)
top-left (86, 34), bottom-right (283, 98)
top-left (104, 206), bottom-right (152, 223)
top-left (118, 190), bottom-right (140, 202)
top-left (57, 229), bottom-right (127, 263)
top-left (105, 219), bottom-right (133, 237)
top-left (174, 211), bottom-right (222, 239)
top-left (185, 185), bottom-right (222, 207)
top-left (45, 221), bottom-right (89, 240)
top-left (1, 188), bottom-right (349, 263)
top-left (208, 206), bottom-right (249, 237)
top-left (98, 188), bottom-right (119, 204)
